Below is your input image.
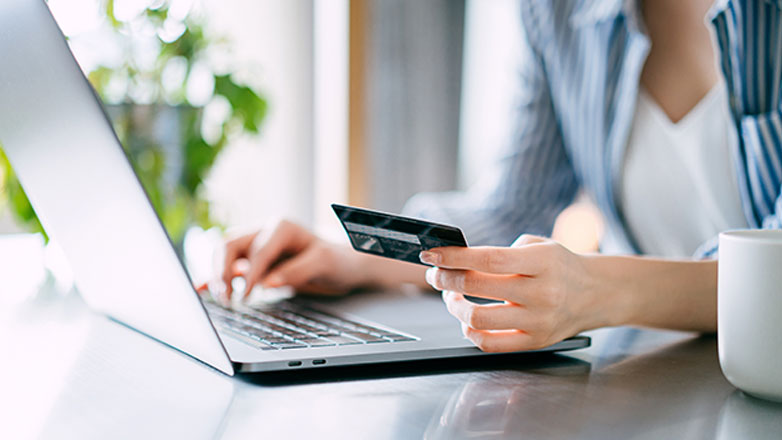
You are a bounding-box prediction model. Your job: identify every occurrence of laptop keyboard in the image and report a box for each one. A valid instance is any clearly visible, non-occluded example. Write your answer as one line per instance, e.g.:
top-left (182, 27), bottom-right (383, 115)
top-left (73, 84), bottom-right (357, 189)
top-left (203, 299), bottom-right (416, 350)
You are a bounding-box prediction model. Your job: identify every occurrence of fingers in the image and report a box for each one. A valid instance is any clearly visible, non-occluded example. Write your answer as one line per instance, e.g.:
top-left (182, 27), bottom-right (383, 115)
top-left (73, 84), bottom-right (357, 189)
top-left (420, 241), bottom-right (551, 275)
top-left (443, 292), bottom-right (558, 352)
top-left (260, 247), bottom-right (326, 290)
top-left (425, 267), bottom-right (530, 303)
top-left (426, 234), bottom-right (573, 353)
top-left (221, 232), bottom-right (258, 296)
top-left (460, 323), bottom-right (540, 353)
top-left (241, 221), bottom-right (311, 299)
top-left (442, 291), bottom-right (535, 330)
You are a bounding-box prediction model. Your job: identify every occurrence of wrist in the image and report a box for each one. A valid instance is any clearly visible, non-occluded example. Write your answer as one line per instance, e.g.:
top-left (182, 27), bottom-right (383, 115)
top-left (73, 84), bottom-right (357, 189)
top-left (580, 254), bottom-right (637, 330)
top-left (340, 248), bottom-right (398, 289)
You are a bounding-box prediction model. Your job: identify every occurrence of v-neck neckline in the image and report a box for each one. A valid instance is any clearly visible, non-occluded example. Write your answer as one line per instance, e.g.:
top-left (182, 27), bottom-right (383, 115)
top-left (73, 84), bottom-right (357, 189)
top-left (638, 81), bottom-right (725, 132)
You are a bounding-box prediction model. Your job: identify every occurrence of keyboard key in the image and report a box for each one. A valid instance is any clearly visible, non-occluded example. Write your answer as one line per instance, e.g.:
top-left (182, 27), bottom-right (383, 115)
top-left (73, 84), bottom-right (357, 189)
top-left (324, 335), bottom-right (364, 346)
top-left (248, 316), bottom-right (312, 337)
top-left (269, 339), bottom-right (299, 345)
top-left (281, 315), bottom-right (334, 333)
top-left (264, 337), bottom-right (293, 344)
top-left (386, 336), bottom-right (417, 343)
top-left (295, 338), bottom-right (337, 347)
top-left (294, 323), bottom-right (326, 334)
top-left (347, 323), bottom-right (381, 334)
top-left (205, 299), bottom-right (415, 351)
top-left (344, 332), bottom-right (388, 343)
top-left (276, 343), bottom-right (308, 349)
top-left (374, 331), bottom-right (408, 338)
top-left (267, 311), bottom-right (304, 324)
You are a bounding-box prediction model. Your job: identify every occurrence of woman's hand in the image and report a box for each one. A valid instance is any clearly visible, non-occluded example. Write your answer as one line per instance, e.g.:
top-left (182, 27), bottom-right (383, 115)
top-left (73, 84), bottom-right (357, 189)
top-left (421, 234), bottom-right (613, 352)
top-left (218, 220), bottom-right (371, 300)
top-left (215, 219), bottom-right (429, 302)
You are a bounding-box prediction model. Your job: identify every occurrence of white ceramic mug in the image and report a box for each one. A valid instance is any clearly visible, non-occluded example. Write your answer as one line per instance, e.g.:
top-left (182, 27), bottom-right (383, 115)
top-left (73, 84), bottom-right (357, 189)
top-left (718, 230), bottom-right (782, 402)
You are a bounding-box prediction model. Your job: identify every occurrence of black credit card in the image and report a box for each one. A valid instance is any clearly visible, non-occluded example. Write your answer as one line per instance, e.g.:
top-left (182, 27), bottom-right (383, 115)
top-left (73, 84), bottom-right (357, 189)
top-left (332, 204), bottom-right (468, 265)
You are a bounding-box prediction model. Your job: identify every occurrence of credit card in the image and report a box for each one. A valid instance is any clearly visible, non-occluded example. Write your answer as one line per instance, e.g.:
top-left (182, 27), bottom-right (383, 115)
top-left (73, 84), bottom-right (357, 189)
top-left (332, 204), bottom-right (468, 265)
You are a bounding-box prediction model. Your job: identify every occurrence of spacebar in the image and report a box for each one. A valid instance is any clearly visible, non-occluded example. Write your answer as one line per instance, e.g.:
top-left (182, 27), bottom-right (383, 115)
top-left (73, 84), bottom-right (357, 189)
top-left (343, 332), bottom-right (388, 343)
top-left (324, 336), bottom-right (363, 345)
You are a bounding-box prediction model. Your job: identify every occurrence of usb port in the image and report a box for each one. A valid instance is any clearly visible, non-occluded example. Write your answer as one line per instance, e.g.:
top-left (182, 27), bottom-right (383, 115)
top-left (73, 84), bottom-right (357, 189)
top-left (288, 361), bottom-right (302, 367)
top-left (312, 359), bottom-right (326, 365)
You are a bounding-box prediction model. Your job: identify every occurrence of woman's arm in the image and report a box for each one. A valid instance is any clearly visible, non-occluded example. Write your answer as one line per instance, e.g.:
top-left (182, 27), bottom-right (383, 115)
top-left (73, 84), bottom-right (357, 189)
top-left (585, 254), bottom-right (717, 332)
top-left (422, 234), bottom-right (717, 353)
top-left (216, 219), bottom-right (716, 354)
top-left (217, 219), bottom-right (431, 300)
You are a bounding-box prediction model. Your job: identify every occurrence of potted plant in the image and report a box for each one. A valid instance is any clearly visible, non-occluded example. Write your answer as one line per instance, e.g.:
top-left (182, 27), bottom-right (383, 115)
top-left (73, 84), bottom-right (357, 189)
top-left (0, 0), bottom-right (266, 245)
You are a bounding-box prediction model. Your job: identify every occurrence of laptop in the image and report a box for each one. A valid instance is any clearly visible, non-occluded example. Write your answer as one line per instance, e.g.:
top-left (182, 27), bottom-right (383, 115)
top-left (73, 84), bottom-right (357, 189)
top-left (0, 0), bottom-right (589, 375)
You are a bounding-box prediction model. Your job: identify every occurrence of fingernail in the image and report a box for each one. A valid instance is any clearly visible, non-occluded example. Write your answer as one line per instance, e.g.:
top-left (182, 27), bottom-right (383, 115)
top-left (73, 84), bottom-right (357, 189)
top-left (425, 267), bottom-right (436, 286)
top-left (264, 274), bottom-right (285, 288)
top-left (420, 251), bottom-right (440, 265)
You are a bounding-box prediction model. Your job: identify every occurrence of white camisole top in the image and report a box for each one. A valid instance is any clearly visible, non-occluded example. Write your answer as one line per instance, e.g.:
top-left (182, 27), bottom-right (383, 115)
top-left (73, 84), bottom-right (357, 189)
top-left (620, 81), bottom-right (748, 257)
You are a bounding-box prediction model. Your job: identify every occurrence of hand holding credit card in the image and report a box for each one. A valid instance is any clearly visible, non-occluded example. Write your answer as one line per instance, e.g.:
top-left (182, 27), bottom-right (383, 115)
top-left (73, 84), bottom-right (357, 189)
top-left (333, 204), bottom-right (502, 304)
top-left (332, 204), bottom-right (468, 264)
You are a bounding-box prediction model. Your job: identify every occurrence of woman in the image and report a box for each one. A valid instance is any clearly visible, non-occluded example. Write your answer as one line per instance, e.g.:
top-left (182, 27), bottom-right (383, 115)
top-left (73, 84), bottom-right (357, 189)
top-left (217, 0), bottom-right (782, 352)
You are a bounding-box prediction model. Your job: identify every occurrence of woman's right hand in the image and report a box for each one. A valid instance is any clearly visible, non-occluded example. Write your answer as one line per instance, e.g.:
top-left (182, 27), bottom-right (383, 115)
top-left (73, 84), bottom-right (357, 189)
top-left (218, 220), bottom-right (371, 300)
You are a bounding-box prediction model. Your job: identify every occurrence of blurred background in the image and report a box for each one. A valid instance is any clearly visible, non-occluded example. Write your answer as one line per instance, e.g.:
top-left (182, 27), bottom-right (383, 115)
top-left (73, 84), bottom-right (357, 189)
top-left (0, 0), bottom-right (602, 290)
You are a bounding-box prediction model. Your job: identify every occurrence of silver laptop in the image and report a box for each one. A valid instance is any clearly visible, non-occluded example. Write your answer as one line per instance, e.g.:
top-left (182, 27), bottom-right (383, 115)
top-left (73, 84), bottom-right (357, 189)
top-left (0, 0), bottom-right (589, 375)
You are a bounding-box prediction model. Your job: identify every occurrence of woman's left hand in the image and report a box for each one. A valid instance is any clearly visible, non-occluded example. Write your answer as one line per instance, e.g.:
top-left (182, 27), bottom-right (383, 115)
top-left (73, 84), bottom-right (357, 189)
top-left (420, 234), bottom-right (609, 352)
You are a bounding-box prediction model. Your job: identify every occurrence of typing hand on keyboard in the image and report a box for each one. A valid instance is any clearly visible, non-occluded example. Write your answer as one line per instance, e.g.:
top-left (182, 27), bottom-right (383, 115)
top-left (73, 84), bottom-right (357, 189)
top-left (216, 220), bottom-right (375, 302)
top-left (197, 278), bottom-right (293, 309)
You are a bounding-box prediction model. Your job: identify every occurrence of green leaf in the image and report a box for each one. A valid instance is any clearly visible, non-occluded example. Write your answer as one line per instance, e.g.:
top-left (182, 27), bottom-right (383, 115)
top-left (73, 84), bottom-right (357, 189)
top-left (8, 3), bottom-right (270, 246)
top-left (104, 0), bottom-right (120, 29)
top-left (145, 6), bottom-right (169, 25)
top-left (214, 75), bottom-right (267, 133)
top-left (0, 146), bottom-right (49, 241)
top-left (87, 65), bottom-right (114, 93)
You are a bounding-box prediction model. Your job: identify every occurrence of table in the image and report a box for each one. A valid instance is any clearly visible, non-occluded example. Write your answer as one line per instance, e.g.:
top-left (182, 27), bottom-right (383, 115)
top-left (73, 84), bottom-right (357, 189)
top-left (3, 284), bottom-right (782, 439)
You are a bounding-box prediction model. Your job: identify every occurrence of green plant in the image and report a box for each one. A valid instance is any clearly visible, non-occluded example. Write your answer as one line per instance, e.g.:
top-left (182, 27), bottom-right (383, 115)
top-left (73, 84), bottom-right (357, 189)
top-left (0, 0), bottom-right (266, 244)
top-left (0, 147), bottom-right (47, 239)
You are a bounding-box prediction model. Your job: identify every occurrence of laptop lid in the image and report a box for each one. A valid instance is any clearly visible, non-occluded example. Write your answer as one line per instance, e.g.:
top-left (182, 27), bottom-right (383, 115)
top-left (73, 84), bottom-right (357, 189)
top-left (0, 0), bottom-right (234, 375)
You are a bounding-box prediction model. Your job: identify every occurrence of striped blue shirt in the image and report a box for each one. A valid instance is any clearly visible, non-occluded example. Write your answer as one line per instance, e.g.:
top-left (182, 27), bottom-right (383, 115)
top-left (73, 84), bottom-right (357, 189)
top-left (403, 0), bottom-right (782, 258)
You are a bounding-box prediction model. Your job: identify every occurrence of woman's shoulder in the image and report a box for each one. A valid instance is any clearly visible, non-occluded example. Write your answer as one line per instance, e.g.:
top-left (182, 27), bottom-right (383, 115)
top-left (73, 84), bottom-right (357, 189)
top-left (520, 0), bottom-right (617, 29)
top-left (519, 1), bottom-right (620, 51)
top-left (518, 0), bottom-right (623, 68)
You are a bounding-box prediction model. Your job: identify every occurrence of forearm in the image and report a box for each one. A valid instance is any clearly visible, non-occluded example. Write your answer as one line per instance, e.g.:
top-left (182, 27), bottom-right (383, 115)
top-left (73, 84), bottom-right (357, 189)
top-left (584, 255), bottom-right (718, 332)
top-left (353, 245), bottom-right (719, 333)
